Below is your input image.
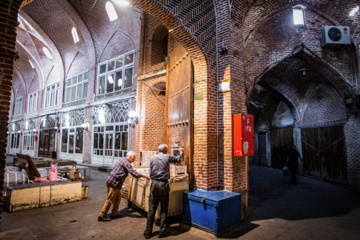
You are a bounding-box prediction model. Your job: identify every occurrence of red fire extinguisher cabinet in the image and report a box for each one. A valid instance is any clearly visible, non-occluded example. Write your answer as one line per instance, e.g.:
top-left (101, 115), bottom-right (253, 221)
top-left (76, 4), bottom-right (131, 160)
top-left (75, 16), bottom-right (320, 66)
top-left (233, 114), bottom-right (254, 157)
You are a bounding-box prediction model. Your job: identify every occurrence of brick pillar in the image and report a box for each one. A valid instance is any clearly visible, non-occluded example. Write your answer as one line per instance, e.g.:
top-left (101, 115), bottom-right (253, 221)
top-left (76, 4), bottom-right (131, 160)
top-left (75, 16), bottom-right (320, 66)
top-left (344, 113), bottom-right (360, 191)
top-left (0, 0), bottom-right (22, 229)
top-left (214, 0), bottom-right (248, 218)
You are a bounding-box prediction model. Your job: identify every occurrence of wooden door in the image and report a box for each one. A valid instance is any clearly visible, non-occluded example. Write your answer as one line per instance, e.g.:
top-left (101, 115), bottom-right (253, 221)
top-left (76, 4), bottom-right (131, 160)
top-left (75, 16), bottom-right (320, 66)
top-left (165, 44), bottom-right (193, 188)
top-left (38, 130), bottom-right (56, 158)
top-left (301, 126), bottom-right (347, 184)
top-left (270, 127), bottom-right (293, 169)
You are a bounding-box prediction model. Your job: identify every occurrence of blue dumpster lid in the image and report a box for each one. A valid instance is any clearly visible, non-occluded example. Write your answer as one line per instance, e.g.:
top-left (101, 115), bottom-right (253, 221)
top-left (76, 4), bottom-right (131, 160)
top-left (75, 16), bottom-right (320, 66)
top-left (186, 190), bottom-right (241, 201)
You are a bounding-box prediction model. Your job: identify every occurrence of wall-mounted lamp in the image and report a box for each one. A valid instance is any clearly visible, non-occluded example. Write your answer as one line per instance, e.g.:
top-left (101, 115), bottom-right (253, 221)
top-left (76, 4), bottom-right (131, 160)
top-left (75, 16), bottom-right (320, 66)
top-left (81, 120), bottom-right (90, 131)
top-left (300, 68), bottom-right (309, 76)
top-left (54, 126), bottom-right (60, 132)
top-left (128, 110), bottom-right (139, 128)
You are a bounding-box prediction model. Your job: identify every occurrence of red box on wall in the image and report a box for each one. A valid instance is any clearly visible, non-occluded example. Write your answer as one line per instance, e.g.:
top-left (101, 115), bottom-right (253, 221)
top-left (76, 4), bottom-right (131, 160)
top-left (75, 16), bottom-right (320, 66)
top-left (233, 114), bottom-right (254, 157)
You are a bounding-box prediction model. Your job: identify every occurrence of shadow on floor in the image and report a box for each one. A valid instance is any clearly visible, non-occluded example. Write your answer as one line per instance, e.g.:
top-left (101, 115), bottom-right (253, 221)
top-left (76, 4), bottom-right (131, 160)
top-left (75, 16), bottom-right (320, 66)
top-left (219, 165), bottom-right (360, 239)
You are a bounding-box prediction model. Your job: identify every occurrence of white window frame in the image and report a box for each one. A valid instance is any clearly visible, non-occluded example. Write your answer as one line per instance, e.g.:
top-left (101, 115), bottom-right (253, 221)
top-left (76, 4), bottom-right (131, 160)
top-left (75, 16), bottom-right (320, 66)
top-left (44, 82), bottom-right (59, 109)
top-left (14, 97), bottom-right (24, 116)
top-left (27, 91), bottom-right (38, 113)
top-left (64, 71), bottom-right (89, 104)
top-left (91, 123), bottom-right (130, 166)
top-left (96, 50), bottom-right (134, 97)
top-left (105, 1), bottom-right (118, 22)
top-left (22, 130), bottom-right (36, 155)
top-left (71, 27), bottom-right (80, 44)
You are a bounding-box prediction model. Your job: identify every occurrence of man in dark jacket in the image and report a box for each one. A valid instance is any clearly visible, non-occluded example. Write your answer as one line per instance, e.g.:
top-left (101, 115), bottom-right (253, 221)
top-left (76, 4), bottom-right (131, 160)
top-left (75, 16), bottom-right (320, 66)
top-left (286, 145), bottom-right (303, 185)
top-left (98, 151), bottom-right (150, 221)
top-left (144, 144), bottom-right (184, 238)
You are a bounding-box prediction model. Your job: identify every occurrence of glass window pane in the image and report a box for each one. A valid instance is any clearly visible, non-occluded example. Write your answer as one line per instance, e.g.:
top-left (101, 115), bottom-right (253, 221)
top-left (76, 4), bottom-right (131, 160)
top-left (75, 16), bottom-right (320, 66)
top-left (72, 76), bottom-right (77, 85)
top-left (61, 129), bottom-right (68, 152)
top-left (49, 131), bottom-right (56, 151)
top-left (23, 134), bottom-right (27, 150)
top-left (65, 88), bottom-right (70, 103)
top-left (38, 132), bottom-right (44, 151)
top-left (108, 61), bottom-right (115, 71)
top-left (107, 74), bottom-right (114, 93)
top-left (99, 133), bottom-right (104, 149)
top-left (99, 76), bottom-right (105, 94)
top-left (115, 71), bottom-right (122, 91)
top-left (55, 88), bottom-right (59, 106)
top-left (84, 71), bottom-right (89, 80)
top-left (121, 132), bottom-right (128, 150)
top-left (76, 128), bottom-right (83, 154)
top-left (66, 79), bottom-right (71, 86)
top-left (115, 132), bottom-right (121, 150)
top-left (76, 85), bottom-right (82, 100)
top-left (116, 57), bottom-right (123, 68)
top-left (94, 133), bottom-right (98, 149)
top-left (69, 135), bottom-right (74, 153)
top-left (71, 86), bottom-right (76, 102)
top-left (106, 126), bottom-right (113, 131)
top-left (83, 82), bottom-right (88, 99)
top-left (100, 64), bottom-right (106, 74)
top-left (78, 74), bottom-right (83, 83)
top-left (125, 53), bottom-right (134, 65)
top-left (124, 68), bottom-right (133, 88)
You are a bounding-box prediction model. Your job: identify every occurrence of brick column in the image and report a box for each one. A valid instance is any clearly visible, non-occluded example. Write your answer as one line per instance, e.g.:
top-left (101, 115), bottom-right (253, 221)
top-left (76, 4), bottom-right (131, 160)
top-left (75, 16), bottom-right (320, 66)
top-left (344, 113), bottom-right (360, 191)
top-left (0, 0), bottom-right (23, 229)
top-left (214, 0), bottom-right (248, 218)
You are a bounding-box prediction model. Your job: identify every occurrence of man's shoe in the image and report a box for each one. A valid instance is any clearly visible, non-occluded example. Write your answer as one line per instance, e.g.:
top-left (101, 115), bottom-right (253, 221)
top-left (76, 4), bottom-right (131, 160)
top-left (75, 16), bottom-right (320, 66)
top-left (144, 234), bottom-right (151, 239)
top-left (110, 214), bottom-right (124, 219)
top-left (158, 232), bottom-right (171, 238)
top-left (98, 216), bottom-right (111, 222)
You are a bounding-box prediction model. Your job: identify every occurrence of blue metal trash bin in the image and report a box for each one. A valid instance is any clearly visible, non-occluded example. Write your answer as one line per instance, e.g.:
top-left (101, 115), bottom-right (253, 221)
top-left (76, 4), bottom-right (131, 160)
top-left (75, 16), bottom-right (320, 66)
top-left (183, 190), bottom-right (241, 235)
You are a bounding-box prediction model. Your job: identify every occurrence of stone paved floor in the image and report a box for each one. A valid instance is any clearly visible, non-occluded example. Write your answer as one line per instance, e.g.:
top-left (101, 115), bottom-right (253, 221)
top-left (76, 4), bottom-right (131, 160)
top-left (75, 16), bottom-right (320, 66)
top-left (1, 165), bottom-right (360, 240)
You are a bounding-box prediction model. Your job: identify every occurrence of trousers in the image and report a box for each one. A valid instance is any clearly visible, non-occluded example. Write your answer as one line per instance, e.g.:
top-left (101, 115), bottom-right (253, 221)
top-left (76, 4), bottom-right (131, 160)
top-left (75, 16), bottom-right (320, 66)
top-left (99, 183), bottom-right (122, 217)
top-left (144, 180), bottom-right (170, 235)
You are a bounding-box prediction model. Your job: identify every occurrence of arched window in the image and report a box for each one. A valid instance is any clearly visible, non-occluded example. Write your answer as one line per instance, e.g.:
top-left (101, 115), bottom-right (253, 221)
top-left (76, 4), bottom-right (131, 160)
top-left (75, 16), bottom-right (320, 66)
top-left (42, 47), bottom-right (53, 59)
top-left (292, 5), bottom-right (305, 27)
top-left (71, 27), bottom-right (80, 44)
top-left (106, 2), bottom-right (118, 22)
top-left (349, 6), bottom-right (359, 17)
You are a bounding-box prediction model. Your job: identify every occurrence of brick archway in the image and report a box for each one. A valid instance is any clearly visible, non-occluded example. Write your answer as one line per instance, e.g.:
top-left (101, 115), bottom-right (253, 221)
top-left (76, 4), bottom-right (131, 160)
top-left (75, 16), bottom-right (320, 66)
top-left (0, 2), bottom-right (218, 229)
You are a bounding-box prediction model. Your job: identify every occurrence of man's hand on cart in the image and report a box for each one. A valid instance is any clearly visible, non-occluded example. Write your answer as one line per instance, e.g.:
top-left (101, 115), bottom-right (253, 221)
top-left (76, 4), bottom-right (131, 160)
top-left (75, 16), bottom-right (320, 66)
top-left (142, 174), bottom-right (151, 180)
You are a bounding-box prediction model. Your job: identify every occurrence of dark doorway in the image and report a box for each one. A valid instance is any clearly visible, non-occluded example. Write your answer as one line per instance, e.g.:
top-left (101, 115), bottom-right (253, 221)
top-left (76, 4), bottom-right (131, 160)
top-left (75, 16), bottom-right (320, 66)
top-left (38, 129), bottom-right (56, 158)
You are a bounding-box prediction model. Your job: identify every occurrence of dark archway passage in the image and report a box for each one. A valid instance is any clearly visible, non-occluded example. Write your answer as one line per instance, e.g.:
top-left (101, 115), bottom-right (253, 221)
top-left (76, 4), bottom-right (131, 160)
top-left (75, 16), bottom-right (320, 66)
top-left (249, 51), bottom-right (350, 184)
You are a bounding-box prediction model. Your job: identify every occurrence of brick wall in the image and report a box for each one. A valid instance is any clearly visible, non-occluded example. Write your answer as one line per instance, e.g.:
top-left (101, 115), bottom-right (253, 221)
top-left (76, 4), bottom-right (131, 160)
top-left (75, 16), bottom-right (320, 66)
top-left (0, 0), bottom-right (23, 230)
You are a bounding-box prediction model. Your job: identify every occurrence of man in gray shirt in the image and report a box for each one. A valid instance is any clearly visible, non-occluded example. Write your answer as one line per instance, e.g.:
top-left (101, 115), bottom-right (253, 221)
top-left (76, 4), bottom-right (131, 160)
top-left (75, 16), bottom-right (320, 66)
top-left (144, 144), bottom-right (184, 238)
